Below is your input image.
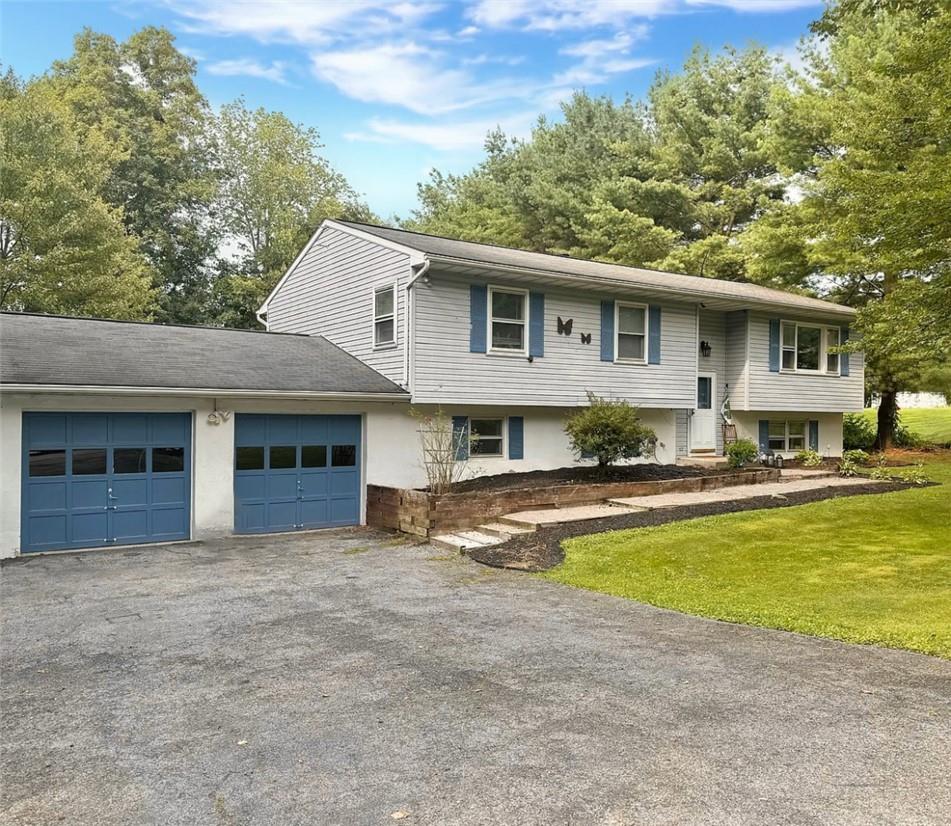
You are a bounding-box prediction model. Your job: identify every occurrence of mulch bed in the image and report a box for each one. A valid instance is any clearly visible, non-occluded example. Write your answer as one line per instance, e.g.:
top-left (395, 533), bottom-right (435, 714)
top-left (467, 481), bottom-right (912, 573)
top-left (443, 463), bottom-right (746, 494)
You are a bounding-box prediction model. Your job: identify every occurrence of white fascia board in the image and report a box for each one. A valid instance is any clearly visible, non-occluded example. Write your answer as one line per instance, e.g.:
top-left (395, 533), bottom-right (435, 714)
top-left (427, 255), bottom-right (856, 318)
top-left (1, 384), bottom-right (410, 401)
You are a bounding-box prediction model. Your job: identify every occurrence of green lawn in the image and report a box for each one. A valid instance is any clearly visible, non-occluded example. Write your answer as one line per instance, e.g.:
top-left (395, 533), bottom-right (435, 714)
top-left (543, 454), bottom-right (951, 658)
top-left (862, 406), bottom-right (951, 446)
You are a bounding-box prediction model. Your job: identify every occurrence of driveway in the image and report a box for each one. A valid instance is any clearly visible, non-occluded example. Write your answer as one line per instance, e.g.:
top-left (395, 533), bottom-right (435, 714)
top-left (2, 531), bottom-right (949, 825)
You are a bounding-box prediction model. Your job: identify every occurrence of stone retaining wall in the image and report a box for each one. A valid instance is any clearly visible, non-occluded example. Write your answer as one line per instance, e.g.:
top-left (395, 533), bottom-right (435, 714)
top-left (366, 468), bottom-right (781, 538)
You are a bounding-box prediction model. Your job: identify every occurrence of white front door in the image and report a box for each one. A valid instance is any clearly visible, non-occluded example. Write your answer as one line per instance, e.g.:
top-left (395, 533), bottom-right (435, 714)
top-left (690, 373), bottom-right (717, 452)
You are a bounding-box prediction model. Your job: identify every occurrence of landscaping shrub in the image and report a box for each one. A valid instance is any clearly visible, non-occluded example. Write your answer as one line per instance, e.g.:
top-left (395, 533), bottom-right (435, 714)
top-left (795, 449), bottom-right (823, 468)
top-left (839, 449), bottom-right (870, 477)
top-left (893, 419), bottom-right (923, 448)
top-left (725, 438), bottom-right (759, 469)
top-left (565, 394), bottom-right (657, 467)
top-left (843, 413), bottom-right (876, 451)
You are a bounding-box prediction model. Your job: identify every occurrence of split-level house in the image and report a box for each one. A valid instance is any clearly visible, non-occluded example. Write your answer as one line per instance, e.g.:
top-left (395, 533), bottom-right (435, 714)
top-left (0, 220), bottom-right (863, 557)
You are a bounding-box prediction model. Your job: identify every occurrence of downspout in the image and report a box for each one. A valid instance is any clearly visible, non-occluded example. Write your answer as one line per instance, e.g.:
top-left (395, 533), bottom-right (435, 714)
top-left (403, 259), bottom-right (431, 389)
top-left (256, 307), bottom-right (269, 331)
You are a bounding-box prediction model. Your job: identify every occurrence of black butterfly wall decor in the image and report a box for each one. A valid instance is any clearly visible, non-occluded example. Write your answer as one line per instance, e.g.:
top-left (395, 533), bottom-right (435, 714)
top-left (580, 332), bottom-right (591, 345)
top-left (557, 316), bottom-right (573, 336)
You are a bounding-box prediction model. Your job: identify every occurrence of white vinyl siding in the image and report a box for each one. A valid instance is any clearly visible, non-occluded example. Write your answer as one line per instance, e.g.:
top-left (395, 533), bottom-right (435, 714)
top-left (412, 272), bottom-right (697, 408)
top-left (265, 226), bottom-right (412, 383)
top-left (744, 312), bottom-right (864, 413)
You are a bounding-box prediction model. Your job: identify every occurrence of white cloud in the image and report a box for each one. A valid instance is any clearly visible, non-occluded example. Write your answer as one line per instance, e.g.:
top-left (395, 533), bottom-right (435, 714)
top-left (167, 0), bottom-right (442, 45)
top-left (561, 28), bottom-right (650, 58)
top-left (206, 58), bottom-right (290, 84)
top-left (312, 42), bottom-right (533, 115)
top-left (467, 0), bottom-right (820, 30)
top-left (353, 112), bottom-right (537, 151)
top-left (688, 1), bottom-right (821, 10)
top-left (462, 53), bottom-right (526, 66)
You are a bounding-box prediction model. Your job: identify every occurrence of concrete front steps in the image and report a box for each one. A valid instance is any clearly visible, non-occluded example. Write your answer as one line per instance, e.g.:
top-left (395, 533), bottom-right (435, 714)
top-left (430, 467), bottom-right (852, 552)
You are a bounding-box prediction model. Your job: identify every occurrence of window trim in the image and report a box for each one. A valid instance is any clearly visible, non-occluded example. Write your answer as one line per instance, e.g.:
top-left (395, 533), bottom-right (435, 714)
top-left (779, 321), bottom-right (841, 376)
top-left (467, 416), bottom-right (506, 459)
top-left (372, 283), bottom-right (397, 350)
top-left (487, 285), bottom-right (529, 356)
top-left (768, 419), bottom-right (808, 452)
top-left (615, 301), bottom-right (649, 365)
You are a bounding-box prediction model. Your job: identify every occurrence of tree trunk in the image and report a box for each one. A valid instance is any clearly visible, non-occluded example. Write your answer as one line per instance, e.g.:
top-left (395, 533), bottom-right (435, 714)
top-left (875, 389), bottom-right (898, 451)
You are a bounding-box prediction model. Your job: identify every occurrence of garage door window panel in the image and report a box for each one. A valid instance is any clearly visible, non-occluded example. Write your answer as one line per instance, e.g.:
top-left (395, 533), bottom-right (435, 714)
top-left (114, 448), bottom-right (147, 474)
top-left (302, 445), bottom-right (328, 467)
top-left (236, 446), bottom-right (265, 471)
top-left (332, 445), bottom-right (356, 467)
top-left (29, 449), bottom-right (66, 477)
top-left (269, 445), bottom-right (297, 469)
top-left (152, 447), bottom-right (185, 473)
top-left (73, 449), bottom-right (107, 475)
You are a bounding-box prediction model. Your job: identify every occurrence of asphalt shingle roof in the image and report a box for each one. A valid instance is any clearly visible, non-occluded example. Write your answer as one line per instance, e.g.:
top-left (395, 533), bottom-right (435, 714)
top-left (0, 313), bottom-right (407, 395)
top-left (336, 221), bottom-right (855, 317)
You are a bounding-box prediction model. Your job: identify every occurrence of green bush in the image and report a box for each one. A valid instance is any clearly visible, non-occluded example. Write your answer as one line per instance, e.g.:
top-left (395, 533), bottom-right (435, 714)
top-left (565, 394), bottom-right (657, 467)
top-left (795, 449), bottom-right (823, 467)
top-left (838, 450), bottom-right (870, 477)
top-left (893, 419), bottom-right (923, 448)
top-left (843, 413), bottom-right (876, 451)
top-left (725, 438), bottom-right (759, 469)
top-left (842, 449), bottom-right (870, 466)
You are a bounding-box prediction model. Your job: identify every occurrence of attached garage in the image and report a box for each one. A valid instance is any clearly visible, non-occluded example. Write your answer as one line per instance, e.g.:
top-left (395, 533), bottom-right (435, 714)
top-left (22, 412), bottom-right (191, 553)
top-left (234, 414), bottom-right (362, 533)
top-left (1, 312), bottom-right (413, 559)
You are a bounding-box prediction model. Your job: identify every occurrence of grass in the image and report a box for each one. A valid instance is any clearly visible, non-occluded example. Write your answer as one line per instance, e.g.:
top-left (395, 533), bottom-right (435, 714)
top-left (861, 406), bottom-right (951, 446)
top-left (542, 453), bottom-right (951, 659)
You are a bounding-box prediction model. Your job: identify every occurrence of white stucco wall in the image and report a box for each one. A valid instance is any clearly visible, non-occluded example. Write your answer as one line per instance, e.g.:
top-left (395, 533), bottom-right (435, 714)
top-left (732, 411), bottom-right (844, 458)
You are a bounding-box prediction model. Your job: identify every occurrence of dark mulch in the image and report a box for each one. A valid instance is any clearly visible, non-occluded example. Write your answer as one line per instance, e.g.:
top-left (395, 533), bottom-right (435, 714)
top-left (467, 481), bottom-right (912, 573)
top-left (443, 463), bottom-right (746, 494)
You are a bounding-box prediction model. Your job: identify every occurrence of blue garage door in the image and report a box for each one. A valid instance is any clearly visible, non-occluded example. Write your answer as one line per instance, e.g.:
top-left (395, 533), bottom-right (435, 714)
top-left (21, 412), bottom-right (192, 553)
top-left (234, 414), bottom-right (362, 534)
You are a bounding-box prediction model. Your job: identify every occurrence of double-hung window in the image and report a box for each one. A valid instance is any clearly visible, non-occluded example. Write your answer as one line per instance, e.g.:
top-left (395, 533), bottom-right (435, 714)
top-left (373, 285), bottom-right (396, 347)
top-left (780, 322), bottom-right (840, 375)
top-left (489, 287), bottom-right (527, 353)
top-left (768, 420), bottom-right (806, 452)
top-left (469, 418), bottom-right (504, 456)
top-left (616, 302), bottom-right (647, 363)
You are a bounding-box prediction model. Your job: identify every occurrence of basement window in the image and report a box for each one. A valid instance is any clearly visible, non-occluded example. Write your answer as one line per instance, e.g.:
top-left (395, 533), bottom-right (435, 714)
top-left (469, 418), bottom-right (504, 457)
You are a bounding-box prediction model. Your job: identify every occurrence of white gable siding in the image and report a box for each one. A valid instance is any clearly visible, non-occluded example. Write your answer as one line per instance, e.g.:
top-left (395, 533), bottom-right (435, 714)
top-left (411, 272), bottom-right (698, 408)
top-left (745, 311), bottom-right (864, 412)
top-left (265, 226), bottom-right (413, 384)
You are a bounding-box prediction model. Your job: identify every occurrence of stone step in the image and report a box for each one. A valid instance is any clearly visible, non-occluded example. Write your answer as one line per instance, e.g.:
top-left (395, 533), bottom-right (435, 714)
top-left (430, 530), bottom-right (502, 552)
top-left (477, 522), bottom-right (536, 539)
top-left (499, 502), bottom-right (642, 528)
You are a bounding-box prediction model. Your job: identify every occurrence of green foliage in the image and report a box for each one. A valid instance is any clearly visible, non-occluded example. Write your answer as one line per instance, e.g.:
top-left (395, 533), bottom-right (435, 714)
top-left (725, 439), bottom-right (759, 469)
top-left (39, 27), bottom-right (219, 324)
top-left (411, 48), bottom-right (788, 283)
top-left (564, 394), bottom-right (657, 468)
top-left (212, 100), bottom-right (373, 326)
top-left (795, 449), bottom-right (823, 468)
top-left (843, 413), bottom-right (877, 451)
top-left (0, 78), bottom-right (154, 317)
top-left (546, 454), bottom-right (951, 658)
top-left (838, 449), bottom-right (870, 477)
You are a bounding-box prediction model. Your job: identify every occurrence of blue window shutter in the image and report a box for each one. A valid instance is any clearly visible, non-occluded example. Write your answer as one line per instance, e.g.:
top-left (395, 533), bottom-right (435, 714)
top-left (840, 326), bottom-right (850, 376)
top-left (469, 285), bottom-right (487, 353)
top-left (452, 416), bottom-right (469, 461)
top-left (768, 319), bottom-right (780, 372)
top-left (809, 420), bottom-right (819, 451)
top-left (529, 292), bottom-right (545, 358)
top-left (508, 417), bottom-right (524, 460)
top-left (758, 420), bottom-right (769, 452)
top-left (648, 304), bottom-right (661, 364)
top-left (600, 300), bottom-right (615, 362)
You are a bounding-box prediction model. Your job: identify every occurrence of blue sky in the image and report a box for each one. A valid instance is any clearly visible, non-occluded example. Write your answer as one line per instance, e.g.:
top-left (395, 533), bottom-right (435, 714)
top-left (1, 1), bottom-right (822, 218)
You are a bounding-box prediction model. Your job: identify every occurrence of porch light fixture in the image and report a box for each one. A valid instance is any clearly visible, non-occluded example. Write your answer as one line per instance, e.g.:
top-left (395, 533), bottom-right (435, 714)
top-left (699, 340), bottom-right (713, 358)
